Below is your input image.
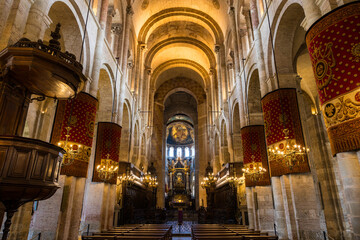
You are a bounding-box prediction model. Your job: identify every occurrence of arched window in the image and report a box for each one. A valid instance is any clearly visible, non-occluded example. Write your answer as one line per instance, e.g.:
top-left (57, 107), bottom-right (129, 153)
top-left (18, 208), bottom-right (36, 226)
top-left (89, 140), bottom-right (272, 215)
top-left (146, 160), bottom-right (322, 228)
top-left (177, 147), bottom-right (182, 158)
top-left (191, 146), bottom-right (195, 157)
top-left (185, 147), bottom-right (190, 157)
top-left (169, 147), bottom-right (174, 157)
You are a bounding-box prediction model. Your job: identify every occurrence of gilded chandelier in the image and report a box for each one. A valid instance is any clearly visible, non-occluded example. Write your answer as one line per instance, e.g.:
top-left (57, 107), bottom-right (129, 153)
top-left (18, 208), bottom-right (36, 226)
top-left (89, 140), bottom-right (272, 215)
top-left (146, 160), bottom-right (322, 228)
top-left (200, 172), bottom-right (217, 189)
top-left (118, 172), bottom-right (135, 186)
top-left (141, 172), bottom-right (158, 188)
top-left (242, 155), bottom-right (267, 182)
top-left (227, 173), bottom-right (245, 188)
top-left (268, 128), bottom-right (310, 169)
top-left (57, 126), bottom-right (83, 166)
top-left (96, 154), bottom-right (118, 181)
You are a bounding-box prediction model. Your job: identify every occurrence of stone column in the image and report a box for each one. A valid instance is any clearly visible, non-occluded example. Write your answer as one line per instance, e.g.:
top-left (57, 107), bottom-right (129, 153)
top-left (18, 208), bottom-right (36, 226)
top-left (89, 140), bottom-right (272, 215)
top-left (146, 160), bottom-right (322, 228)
top-left (22, 0), bottom-right (52, 41)
top-left (141, 67), bottom-right (151, 114)
top-left (336, 152), bottom-right (360, 239)
top-left (136, 43), bottom-right (146, 107)
top-left (300, 0), bottom-right (322, 30)
top-left (198, 102), bottom-right (208, 209)
top-left (271, 177), bottom-right (288, 240)
top-left (111, 23), bottom-right (122, 56)
top-left (227, 62), bottom-right (234, 92)
top-left (105, 6), bottom-right (115, 43)
top-left (209, 68), bottom-right (217, 121)
top-left (214, 45), bottom-right (223, 109)
top-left (255, 186), bottom-right (275, 235)
top-left (26, 176), bottom-right (66, 240)
top-left (117, 4), bottom-right (133, 126)
top-left (0, 0), bottom-right (34, 50)
top-left (244, 10), bottom-right (253, 48)
top-left (89, 0), bottom-right (109, 97)
top-left (249, 0), bottom-right (268, 96)
top-left (228, 6), bottom-right (246, 127)
top-left (0, 0), bottom-right (14, 38)
top-left (246, 187), bottom-right (255, 230)
top-left (56, 176), bottom-right (86, 240)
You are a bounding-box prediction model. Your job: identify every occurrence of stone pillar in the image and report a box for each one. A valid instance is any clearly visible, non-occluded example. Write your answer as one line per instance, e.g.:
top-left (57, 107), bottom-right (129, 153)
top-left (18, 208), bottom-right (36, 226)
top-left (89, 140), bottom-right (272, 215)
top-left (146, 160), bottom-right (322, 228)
top-left (0, 0), bottom-right (14, 38)
top-left (22, 0), bottom-right (52, 41)
top-left (244, 10), bottom-right (253, 47)
top-left (0, 0), bottom-right (34, 50)
top-left (227, 62), bottom-right (234, 92)
top-left (6, 203), bottom-right (32, 240)
top-left (300, 0), bottom-right (322, 30)
top-left (198, 102), bottom-right (208, 209)
top-left (56, 176), bottom-right (86, 240)
top-left (246, 187), bottom-right (255, 230)
top-left (271, 177), bottom-right (288, 240)
top-left (214, 45), bottom-right (223, 108)
top-left (111, 23), bottom-right (122, 56)
top-left (136, 43), bottom-right (146, 108)
top-left (336, 152), bottom-right (360, 239)
top-left (105, 6), bottom-right (115, 43)
top-left (89, 0), bottom-right (109, 97)
top-left (117, 4), bottom-right (133, 126)
top-left (249, 0), bottom-right (268, 96)
top-left (255, 186), bottom-right (275, 235)
top-left (228, 5), bottom-right (246, 127)
top-left (141, 67), bottom-right (151, 114)
top-left (209, 68), bottom-right (217, 121)
top-left (278, 174), bottom-right (325, 240)
top-left (26, 176), bottom-right (65, 240)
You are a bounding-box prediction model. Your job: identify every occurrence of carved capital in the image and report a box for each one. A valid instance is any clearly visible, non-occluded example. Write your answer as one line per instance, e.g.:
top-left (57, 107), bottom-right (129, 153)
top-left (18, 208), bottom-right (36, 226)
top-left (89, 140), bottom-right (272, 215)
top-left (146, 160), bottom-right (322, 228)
top-left (127, 61), bottom-right (134, 69)
top-left (227, 61), bottom-right (233, 69)
top-left (145, 66), bottom-right (152, 75)
top-left (228, 6), bottom-right (235, 16)
top-left (111, 23), bottom-right (122, 35)
top-left (126, 5), bottom-right (134, 15)
top-left (108, 5), bottom-right (116, 17)
top-left (139, 42), bottom-right (147, 51)
top-left (214, 44), bottom-right (221, 54)
top-left (209, 68), bottom-right (216, 76)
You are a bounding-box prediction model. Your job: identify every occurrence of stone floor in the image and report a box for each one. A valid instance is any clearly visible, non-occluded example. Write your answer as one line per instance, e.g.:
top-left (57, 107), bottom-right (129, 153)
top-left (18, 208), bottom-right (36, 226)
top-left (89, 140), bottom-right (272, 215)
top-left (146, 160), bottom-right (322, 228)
top-left (166, 221), bottom-right (193, 234)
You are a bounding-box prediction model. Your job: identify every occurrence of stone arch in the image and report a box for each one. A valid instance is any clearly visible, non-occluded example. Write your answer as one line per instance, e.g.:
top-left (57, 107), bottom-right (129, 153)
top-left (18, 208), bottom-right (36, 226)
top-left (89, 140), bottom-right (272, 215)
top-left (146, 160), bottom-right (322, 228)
top-left (232, 102), bottom-right (243, 163)
top-left (221, 120), bottom-right (230, 165)
top-left (97, 68), bottom-right (113, 122)
top-left (145, 37), bottom-right (216, 69)
top-left (154, 78), bottom-right (206, 105)
top-left (132, 121), bottom-right (140, 166)
top-left (151, 59), bottom-right (210, 90)
top-left (119, 101), bottom-right (131, 162)
top-left (247, 68), bottom-right (263, 124)
top-left (139, 133), bottom-right (147, 171)
top-left (266, 1), bottom-right (306, 87)
top-left (42, 0), bottom-right (91, 75)
top-left (138, 7), bottom-right (224, 44)
top-left (214, 133), bottom-right (221, 172)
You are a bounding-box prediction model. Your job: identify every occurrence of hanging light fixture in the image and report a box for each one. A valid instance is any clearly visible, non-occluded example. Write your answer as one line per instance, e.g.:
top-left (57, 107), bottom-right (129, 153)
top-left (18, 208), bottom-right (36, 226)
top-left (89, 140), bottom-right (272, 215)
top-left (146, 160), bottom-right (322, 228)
top-left (52, 92), bottom-right (98, 176)
top-left (118, 171), bottom-right (135, 186)
top-left (240, 58), bottom-right (268, 183)
top-left (141, 172), bottom-right (158, 188)
top-left (148, 176), bottom-right (159, 189)
top-left (242, 155), bottom-right (267, 182)
top-left (141, 172), bottom-right (152, 185)
top-left (262, 0), bottom-right (310, 171)
top-left (267, 129), bottom-right (310, 169)
top-left (226, 173), bottom-right (245, 188)
top-left (96, 154), bottom-right (119, 181)
top-left (93, 122), bottom-right (122, 184)
top-left (200, 172), bottom-right (217, 189)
